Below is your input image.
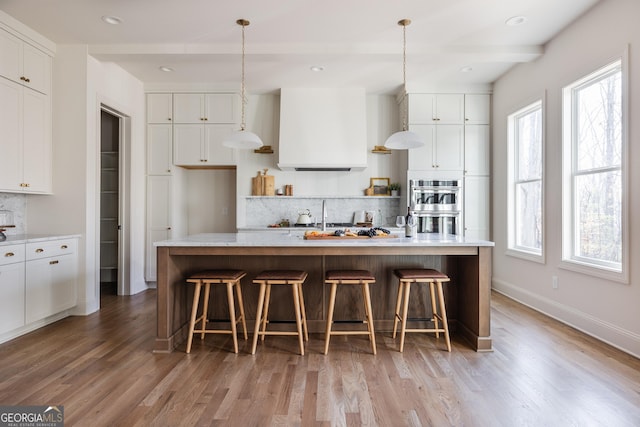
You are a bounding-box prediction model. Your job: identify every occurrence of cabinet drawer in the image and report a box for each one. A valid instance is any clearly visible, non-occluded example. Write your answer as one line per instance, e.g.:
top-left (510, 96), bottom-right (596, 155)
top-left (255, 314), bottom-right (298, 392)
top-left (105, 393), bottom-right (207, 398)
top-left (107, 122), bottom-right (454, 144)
top-left (26, 239), bottom-right (76, 261)
top-left (0, 244), bottom-right (25, 266)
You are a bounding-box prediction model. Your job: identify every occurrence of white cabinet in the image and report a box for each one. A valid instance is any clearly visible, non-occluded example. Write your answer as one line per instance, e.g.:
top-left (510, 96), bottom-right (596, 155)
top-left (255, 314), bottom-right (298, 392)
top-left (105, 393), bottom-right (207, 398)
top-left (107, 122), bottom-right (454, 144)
top-left (0, 244), bottom-right (26, 336)
top-left (146, 176), bottom-right (172, 281)
top-left (0, 78), bottom-right (51, 193)
top-left (25, 239), bottom-right (78, 323)
top-left (408, 125), bottom-right (464, 171)
top-left (464, 125), bottom-right (490, 176)
top-left (408, 94), bottom-right (464, 124)
top-left (464, 94), bottom-right (491, 124)
top-left (147, 125), bottom-right (173, 175)
top-left (464, 176), bottom-right (490, 240)
top-left (0, 28), bottom-right (51, 95)
top-left (173, 124), bottom-right (236, 166)
top-left (147, 93), bottom-right (173, 123)
top-left (173, 93), bottom-right (239, 124)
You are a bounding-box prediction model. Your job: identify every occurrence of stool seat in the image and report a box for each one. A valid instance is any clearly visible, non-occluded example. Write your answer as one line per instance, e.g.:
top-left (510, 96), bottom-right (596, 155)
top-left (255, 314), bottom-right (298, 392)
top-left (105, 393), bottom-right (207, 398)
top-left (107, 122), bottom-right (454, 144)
top-left (393, 268), bottom-right (449, 281)
top-left (325, 270), bottom-right (376, 281)
top-left (188, 269), bottom-right (246, 281)
top-left (252, 270), bottom-right (308, 355)
top-left (393, 268), bottom-right (452, 352)
top-left (185, 269), bottom-right (247, 354)
top-left (324, 269), bottom-right (377, 355)
top-left (254, 270), bottom-right (307, 282)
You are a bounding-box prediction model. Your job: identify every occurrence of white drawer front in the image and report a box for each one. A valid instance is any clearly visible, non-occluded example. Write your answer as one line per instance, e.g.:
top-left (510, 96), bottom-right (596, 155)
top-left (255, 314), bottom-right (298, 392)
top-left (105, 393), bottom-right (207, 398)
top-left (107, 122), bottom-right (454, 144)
top-left (26, 239), bottom-right (76, 261)
top-left (0, 244), bottom-right (25, 266)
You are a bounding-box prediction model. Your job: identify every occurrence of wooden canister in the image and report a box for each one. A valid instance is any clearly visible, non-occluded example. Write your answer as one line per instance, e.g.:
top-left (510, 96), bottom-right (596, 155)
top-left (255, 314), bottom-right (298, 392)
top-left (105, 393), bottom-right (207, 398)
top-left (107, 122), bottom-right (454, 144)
top-left (251, 171), bottom-right (263, 196)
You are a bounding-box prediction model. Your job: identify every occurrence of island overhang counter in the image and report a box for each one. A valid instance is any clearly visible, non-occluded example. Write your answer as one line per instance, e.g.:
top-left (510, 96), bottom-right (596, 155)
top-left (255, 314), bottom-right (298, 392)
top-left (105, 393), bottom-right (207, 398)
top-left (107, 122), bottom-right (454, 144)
top-left (154, 232), bottom-right (494, 353)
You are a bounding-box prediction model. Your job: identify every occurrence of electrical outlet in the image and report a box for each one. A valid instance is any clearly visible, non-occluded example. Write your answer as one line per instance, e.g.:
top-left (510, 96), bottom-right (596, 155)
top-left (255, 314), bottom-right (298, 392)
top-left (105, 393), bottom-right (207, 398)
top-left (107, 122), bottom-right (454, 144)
top-left (552, 275), bottom-right (558, 289)
top-left (222, 207), bottom-right (229, 216)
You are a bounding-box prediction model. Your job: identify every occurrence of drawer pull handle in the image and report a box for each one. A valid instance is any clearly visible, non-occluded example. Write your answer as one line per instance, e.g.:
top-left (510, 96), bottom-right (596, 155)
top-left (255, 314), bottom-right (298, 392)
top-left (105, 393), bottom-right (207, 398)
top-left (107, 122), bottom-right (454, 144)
top-left (61, 245), bottom-right (68, 249)
top-left (36, 248), bottom-right (44, 253)
top-left (50, 260), bottom-right (59, 265)
top-left (4, 252), bottom-right (14, 257)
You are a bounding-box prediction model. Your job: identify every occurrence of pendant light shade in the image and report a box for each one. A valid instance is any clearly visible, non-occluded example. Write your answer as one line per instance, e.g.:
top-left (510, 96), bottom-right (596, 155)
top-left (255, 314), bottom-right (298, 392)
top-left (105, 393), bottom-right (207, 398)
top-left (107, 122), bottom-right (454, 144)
top-left (223, 19), bottom-right (264, 149)
top-left (384, 19), bottom-right (424, 150)
top-left (384, 130), bottom-right (423, 149)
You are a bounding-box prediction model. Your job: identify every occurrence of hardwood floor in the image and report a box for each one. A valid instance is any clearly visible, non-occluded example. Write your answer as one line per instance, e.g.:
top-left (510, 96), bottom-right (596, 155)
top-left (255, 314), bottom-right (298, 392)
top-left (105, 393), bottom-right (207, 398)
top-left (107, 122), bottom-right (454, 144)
top-left (1, 290), bottom-right (639, 426)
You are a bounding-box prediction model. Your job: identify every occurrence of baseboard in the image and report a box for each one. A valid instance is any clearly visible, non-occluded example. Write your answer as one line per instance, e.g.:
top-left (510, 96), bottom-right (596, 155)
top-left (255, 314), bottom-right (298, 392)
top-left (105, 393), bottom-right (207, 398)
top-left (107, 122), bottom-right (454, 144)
top-left (492, 278), bottom-right (640, 359)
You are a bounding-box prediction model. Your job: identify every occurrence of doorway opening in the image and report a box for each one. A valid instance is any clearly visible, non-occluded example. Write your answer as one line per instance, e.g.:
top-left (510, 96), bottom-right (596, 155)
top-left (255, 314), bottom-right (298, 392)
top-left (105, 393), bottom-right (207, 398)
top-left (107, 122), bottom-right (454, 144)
top-left (99, 110), bottom-right (120, 296)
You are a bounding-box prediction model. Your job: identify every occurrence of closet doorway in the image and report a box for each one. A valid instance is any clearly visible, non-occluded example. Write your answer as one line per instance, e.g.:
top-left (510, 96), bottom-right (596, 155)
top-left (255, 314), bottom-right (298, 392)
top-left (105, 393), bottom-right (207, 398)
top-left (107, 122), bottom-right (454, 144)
top-left (99, 109), bottom-right (124, 296)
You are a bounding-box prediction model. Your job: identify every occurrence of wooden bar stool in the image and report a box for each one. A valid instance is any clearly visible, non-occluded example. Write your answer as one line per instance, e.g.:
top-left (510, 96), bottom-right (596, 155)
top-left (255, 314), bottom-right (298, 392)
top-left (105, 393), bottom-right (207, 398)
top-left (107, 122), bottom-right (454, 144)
top-left (324, 270), bottom-right (377, 355)
top-left (392, 268), bottom-right (452, 352)
top-left (185, 269), bottom-right (248, 354)
top-left (251, 270), bottom-right (309, 355)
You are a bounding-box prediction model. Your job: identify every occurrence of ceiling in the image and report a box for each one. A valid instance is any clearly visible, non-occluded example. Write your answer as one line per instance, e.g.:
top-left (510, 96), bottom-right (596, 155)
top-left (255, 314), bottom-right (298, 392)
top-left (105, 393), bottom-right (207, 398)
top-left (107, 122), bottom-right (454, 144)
top-left (0, 0), bottom-right (600, 94)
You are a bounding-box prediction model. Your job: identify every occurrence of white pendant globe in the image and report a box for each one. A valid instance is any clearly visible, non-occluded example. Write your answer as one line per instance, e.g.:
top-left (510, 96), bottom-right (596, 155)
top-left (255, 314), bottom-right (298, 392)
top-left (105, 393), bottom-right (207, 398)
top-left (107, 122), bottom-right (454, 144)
top-left (383, 130), bottom-right (424, 149)
top-left (222, 129), bottom-right (264, 149)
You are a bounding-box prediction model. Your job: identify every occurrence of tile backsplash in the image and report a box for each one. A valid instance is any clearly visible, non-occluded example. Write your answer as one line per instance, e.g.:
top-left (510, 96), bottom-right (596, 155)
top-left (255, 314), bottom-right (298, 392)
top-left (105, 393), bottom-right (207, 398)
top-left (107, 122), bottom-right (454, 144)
top-left (245, 196), bottom-right (404, 228)
top-left (0, 193), bottom-right (26, 235)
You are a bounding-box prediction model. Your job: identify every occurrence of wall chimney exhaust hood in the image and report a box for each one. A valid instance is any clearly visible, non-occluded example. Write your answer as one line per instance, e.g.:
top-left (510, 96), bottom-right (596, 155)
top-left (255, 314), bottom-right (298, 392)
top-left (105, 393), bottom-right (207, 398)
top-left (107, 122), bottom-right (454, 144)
top-left (278, 88), bottom-right (368, 171)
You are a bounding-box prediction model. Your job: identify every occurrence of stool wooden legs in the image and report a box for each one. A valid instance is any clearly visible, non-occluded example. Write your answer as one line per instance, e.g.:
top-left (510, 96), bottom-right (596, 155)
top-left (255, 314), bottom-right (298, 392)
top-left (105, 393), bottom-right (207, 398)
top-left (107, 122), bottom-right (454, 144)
top-left (251, 281), bottom-right (308, 355)
top-left (324, 280), bottom-right (376, 355)
top-left (393, 278), bottom-right (451, 352)
top-left (186, 273), bottom-right (247, 354)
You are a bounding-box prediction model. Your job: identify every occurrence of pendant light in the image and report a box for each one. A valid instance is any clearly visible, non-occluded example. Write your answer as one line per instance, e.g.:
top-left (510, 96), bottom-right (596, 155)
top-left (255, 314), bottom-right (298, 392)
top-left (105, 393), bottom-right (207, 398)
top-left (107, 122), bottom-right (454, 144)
top-left (384, 19), bottom-right (424, 150)
top-left (223, 19), bottom-right (264, 149)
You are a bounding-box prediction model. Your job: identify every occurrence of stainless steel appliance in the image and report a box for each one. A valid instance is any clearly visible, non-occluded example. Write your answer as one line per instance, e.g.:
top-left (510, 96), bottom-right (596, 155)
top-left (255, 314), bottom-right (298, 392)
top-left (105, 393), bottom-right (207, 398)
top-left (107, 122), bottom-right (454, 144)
top-left (409, 179), bottom-right (462, 235)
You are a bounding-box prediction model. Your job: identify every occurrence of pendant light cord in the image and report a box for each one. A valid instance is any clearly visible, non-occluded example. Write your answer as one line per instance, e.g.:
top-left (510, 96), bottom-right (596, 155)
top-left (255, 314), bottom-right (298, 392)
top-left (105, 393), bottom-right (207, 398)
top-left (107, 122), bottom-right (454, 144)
top-left (400, 19), bottom-right (410, 131)
top-left (240, 21), bottom-right (247, 131)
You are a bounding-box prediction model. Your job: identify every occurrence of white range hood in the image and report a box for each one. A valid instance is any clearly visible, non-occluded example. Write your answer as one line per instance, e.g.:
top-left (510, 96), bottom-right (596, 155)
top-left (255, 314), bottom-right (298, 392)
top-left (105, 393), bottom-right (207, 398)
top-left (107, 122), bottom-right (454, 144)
top-left (278, 88), bottom-right (368, 171)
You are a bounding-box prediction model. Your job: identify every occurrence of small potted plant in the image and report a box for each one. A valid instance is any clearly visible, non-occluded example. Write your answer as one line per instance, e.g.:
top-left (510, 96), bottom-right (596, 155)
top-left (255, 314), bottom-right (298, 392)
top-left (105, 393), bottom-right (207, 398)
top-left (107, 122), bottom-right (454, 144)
top-left (389, 183), bottom-right (400, 196)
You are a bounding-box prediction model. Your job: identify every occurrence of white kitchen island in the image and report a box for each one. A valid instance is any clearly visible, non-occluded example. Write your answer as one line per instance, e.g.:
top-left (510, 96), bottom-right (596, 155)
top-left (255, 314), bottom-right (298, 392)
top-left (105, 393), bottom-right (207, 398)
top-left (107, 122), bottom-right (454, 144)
top-left (154, 232), bottom-right (494, 353)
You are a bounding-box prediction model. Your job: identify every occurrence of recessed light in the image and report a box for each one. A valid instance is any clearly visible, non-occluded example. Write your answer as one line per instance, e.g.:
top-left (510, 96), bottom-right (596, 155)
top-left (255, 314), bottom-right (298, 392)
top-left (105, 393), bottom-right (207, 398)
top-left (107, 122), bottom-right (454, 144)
top-left (310, 65), bottom-right (325, 72)
top-left (460, 66), bottom-right (473, 73)
top-left (505, 16), bottom-right (527, 26)
top-left (159, 66), bottom-right (174, 72)
top-left (101, 15), bottom-right (123, 25)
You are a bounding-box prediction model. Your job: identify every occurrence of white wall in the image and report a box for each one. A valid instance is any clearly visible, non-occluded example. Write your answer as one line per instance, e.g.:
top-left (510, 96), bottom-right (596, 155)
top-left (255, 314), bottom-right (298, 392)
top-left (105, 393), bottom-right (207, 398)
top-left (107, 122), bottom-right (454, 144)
top-left (27, 45), bottom-right (147, 314)
top-left (492, 0), bottom-right (640, 357)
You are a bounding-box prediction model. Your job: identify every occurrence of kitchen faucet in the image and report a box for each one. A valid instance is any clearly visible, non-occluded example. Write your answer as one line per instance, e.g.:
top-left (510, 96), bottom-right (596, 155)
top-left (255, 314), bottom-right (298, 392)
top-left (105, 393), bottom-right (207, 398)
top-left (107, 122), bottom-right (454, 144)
top-left (321, 199), bottom-right (327, 231)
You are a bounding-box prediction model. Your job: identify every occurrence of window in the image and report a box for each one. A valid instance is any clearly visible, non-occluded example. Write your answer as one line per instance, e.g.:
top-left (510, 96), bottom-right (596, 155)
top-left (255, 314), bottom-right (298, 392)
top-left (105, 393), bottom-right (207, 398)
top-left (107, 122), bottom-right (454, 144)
top-left (507, 100), bottom-right (543, 260)
top-left (562, 59), bottom-right (626, 278)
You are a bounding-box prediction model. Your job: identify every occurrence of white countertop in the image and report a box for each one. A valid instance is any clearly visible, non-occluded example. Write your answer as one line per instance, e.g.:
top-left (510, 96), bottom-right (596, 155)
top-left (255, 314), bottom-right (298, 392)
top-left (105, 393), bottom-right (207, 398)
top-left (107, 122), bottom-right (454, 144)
top-left (0, 234), bottom-right (81, 247)
top-left (155, 232), bottom-right (494, 248)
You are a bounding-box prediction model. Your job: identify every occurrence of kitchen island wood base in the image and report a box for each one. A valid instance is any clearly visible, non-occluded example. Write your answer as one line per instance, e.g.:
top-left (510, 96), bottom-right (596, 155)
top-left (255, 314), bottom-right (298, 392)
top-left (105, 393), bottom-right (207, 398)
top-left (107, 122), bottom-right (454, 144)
top-left (154, 234), bottom-right (493, 353)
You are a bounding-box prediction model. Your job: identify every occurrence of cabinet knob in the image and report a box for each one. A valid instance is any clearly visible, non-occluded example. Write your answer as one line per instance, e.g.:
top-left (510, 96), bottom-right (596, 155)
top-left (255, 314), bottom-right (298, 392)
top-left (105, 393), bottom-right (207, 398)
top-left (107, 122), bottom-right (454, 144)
top-left (167, 227), bottom-right (172, 230)
top-left (4, 252), bottom-right (14, 257)
top-left (168, 118), bottom-right (172, 121)
top-left (200, 117), bottom-right (205, 121)
top-left (167, 169), bottom-right (171, 173)
top-left (49, 260), bottom-right (59, 265)
top-left (465, 118), bottom-right (469, 121)
top-left (36, 248), bottom-right (44, 253)
top-left (61, 245), bottom-right (68, 249)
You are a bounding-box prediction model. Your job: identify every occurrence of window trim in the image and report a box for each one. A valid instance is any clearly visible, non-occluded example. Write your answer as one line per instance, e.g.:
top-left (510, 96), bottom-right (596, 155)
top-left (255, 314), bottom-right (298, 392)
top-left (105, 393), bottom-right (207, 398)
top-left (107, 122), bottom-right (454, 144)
top-left (506, 97), bottom-right (545, 264)
top-left (561, 50), bottom-right (629, 284)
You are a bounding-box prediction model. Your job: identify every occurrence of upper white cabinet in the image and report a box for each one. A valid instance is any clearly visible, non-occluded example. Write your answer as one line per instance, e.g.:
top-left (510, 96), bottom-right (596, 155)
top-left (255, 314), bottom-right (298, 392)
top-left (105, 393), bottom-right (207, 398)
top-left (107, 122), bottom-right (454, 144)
top-left (408, 94), bottom-right (464, 125)
top-left (0, 78), bottom-right (51, 193)
top-left (147, 125), bottom-right (173, 175)
top-left (173, 124), bottom-right (237, 166)
top-left (0, 26), bottom-right (52, 194)
top-left (173, 93), bottom-right (239, 124)
top-left (464, 125), bottom-right (490, 176)
top-left (464, 94), bottom-right (491, 124)
top-left (408, 125), bottom-right (464, 171)
top-left (147, 93), bottom-right (173, 123)
top-left (0, 28), bottom-right (51, 95)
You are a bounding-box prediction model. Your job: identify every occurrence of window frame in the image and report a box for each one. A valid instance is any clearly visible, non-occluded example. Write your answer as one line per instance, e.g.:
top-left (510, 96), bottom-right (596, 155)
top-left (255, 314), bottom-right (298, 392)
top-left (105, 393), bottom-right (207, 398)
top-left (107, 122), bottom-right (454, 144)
top-left (506, 98), bottom-right (545, 263)
top-left (561, 53), bottom-right (629, 283)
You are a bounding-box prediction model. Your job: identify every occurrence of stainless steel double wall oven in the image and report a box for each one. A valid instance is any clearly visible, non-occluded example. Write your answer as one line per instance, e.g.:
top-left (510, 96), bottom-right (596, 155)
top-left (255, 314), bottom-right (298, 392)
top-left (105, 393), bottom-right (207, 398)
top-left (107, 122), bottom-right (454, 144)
top-left (409, 179), bottom-right (462, 235)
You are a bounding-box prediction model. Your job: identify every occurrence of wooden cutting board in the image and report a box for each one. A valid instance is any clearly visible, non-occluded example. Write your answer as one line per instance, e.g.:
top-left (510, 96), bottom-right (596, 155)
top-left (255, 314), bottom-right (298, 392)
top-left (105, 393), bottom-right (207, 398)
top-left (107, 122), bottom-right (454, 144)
top-left (304, 234), bottom-right (397, 240)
